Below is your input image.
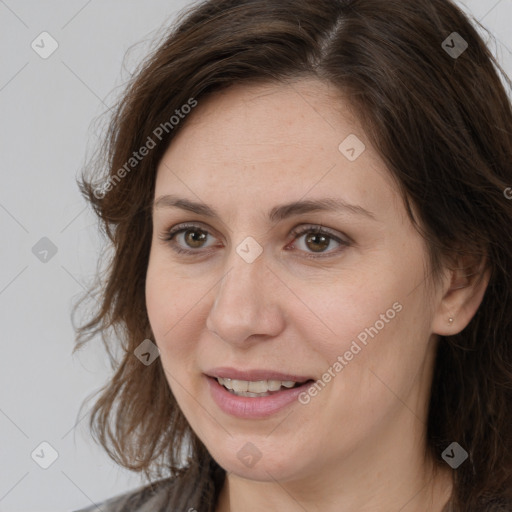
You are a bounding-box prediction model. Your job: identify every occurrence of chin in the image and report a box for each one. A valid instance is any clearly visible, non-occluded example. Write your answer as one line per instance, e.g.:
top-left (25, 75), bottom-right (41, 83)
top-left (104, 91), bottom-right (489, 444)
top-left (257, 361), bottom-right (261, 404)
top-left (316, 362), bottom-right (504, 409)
top-left (206, 437), bottom-right (309, 483)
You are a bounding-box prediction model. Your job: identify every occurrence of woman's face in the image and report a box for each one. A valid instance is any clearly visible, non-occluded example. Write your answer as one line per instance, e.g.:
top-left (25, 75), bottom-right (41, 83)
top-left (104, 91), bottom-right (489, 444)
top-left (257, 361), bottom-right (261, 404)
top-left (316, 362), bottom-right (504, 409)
top-left (146, 79), bottom-right (442, 485)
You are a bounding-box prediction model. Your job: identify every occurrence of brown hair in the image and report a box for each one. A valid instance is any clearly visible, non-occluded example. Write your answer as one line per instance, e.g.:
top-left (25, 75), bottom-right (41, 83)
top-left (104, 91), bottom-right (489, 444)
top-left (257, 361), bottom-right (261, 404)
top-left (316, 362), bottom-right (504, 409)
top-left (73, 0), bottom-right (512, 510)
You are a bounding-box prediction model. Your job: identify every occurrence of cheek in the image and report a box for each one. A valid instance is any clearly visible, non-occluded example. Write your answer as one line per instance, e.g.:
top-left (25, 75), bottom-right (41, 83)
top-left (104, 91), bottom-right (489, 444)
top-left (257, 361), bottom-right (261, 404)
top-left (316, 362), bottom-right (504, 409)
top-left (293, 266), bottom-right (403, 355)
top-left (146, 248), bottom-right (194, 335)
top-left (145, 266), bottom-right (172, 340)
top-left (145, 254), bottom-right (209, 382)
top-left (145, 257), bottom-right (187, 355)
top-left (305, 294), bottom-right (405, 394)
top-left (298, 254), bottom-right (430, 405)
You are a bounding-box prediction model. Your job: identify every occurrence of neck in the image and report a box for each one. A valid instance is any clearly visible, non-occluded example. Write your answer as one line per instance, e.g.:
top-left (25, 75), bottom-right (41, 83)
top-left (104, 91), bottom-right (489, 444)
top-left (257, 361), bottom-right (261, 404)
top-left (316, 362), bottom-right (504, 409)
top-left (215, 413), bottom-right (453, 512)
top-left (217, 464), bottom-right (452, 512)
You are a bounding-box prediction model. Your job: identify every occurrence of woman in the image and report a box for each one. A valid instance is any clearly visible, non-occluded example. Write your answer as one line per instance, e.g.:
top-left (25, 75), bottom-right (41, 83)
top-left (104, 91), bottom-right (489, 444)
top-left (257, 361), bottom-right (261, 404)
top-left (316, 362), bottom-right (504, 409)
top-left (72, 0), bottom-right (512, 510)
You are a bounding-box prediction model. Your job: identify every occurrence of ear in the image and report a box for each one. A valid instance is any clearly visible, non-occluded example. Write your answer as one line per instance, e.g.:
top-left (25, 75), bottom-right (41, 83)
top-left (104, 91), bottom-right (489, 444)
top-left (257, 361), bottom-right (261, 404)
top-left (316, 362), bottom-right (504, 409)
top-left (432, 251), bottom-right (491, 336)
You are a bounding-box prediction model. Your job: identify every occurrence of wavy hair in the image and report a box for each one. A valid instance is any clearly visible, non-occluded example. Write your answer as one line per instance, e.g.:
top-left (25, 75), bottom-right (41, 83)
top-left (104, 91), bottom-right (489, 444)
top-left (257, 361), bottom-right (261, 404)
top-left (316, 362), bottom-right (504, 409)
top-left (73, 0), bottom-right (512, 510)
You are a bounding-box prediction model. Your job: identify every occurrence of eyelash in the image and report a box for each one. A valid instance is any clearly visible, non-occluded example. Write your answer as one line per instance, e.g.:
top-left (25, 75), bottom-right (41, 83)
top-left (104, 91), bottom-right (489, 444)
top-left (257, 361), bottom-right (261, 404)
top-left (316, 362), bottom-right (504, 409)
top-left (159, 223), bottom-right (351, 259)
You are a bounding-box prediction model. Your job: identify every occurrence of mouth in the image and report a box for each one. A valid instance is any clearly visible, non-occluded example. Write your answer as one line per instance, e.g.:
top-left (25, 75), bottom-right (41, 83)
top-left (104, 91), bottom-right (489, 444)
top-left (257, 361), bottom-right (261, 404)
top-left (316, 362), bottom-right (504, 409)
top-left (214, 376), bottom-right (313, 397)
top-left (205, 367), bottom-right (315, 398)
top-left (204, 369), bottom-right (316, 418)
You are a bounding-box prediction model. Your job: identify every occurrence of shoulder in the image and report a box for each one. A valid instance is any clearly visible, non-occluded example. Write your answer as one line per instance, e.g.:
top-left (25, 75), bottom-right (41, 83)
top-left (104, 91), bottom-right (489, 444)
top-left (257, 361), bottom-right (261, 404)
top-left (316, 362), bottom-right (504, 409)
top-left (72, 457), bottom-right (225, 512)
top-left (72, 476), bottom-right (178, 512)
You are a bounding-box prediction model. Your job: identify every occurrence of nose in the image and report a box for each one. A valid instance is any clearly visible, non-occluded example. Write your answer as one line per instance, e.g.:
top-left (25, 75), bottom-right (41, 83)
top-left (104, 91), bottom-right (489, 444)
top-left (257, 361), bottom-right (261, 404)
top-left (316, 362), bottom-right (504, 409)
top-left (205, 249), bottom-right (285, 347)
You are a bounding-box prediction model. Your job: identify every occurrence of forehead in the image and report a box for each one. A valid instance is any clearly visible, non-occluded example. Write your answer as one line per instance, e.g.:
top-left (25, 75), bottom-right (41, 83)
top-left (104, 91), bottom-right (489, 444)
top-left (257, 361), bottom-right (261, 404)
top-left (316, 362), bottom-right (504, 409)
top-left (154, 79), bottom-right (400, 222)
top-left (163, 79), bottom-right (361, 161)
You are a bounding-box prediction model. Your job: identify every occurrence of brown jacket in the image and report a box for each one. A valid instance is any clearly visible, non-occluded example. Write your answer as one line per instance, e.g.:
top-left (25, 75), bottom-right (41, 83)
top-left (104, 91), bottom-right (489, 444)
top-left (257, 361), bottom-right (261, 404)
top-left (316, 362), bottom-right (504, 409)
top-left (73, 463), bottom-right (224, 512)
top-left (73, 477), bottom-right (182, 512)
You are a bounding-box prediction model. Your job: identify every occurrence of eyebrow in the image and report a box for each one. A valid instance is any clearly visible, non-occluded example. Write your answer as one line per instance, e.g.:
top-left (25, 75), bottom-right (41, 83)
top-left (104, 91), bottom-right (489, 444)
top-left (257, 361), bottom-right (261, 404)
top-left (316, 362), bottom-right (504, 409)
top-left (153, 194), bottom-right (376, 222)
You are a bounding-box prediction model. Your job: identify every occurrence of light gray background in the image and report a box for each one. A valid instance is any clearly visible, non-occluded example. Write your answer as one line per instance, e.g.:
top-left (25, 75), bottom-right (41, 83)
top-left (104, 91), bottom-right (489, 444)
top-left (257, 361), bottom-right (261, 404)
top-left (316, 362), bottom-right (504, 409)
top-left (0, 1), bottom-right (511, 511)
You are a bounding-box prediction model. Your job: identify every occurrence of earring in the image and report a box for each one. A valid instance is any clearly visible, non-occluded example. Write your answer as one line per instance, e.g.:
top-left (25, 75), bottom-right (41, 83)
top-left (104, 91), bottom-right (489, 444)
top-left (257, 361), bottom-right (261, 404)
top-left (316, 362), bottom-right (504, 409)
top-left (448, 317), bottom-right (454, 325)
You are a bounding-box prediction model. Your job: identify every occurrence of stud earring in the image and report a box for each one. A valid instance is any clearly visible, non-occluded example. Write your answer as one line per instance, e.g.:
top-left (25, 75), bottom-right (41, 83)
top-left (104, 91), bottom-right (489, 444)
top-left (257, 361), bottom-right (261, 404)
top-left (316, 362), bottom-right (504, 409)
top-left (448, 317), bottom-right (454, 325)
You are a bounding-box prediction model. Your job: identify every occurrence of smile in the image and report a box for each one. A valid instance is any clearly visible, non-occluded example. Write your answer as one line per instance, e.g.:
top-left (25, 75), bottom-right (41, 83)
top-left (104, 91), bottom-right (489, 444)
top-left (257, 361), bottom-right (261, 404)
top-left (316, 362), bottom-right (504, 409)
top-left (206, 375), bottom-right (314, 418)
top-left (216, 377), bottom-right (303, 397)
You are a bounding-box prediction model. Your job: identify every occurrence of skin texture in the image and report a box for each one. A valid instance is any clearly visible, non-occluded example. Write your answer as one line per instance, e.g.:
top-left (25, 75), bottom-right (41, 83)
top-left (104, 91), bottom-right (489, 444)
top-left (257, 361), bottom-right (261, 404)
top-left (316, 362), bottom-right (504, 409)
top-left (145, 79), bottom-right (489, 512)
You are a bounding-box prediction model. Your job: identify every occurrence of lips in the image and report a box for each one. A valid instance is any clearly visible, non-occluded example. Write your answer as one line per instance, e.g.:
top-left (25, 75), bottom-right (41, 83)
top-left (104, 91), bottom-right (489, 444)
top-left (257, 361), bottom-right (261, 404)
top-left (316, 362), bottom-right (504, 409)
top-left (205, 367), bottom-right (313, 383)
top-left (206, 375), bottom-right (314, 418)
top-left (204, 367), bottom-right (316, 418)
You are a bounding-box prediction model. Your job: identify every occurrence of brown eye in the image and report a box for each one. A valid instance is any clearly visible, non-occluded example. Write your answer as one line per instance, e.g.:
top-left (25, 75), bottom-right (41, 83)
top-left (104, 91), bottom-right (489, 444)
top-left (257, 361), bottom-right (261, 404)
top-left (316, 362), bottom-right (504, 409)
top-left (289, 225), bottom-right (351, 258)
top-left (304, 232), bottom-right (330, 253)
top-left (162, 223), bottom-right (350, 259)
top-left (183, 229), bottom-right (208, 248)
top-left (160, 224), bottom-right (217, 254)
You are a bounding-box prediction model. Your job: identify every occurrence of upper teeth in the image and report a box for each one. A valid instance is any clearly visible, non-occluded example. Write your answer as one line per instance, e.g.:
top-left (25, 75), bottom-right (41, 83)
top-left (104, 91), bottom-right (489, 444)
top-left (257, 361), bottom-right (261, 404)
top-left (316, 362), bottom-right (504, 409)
top-left (217, 377), bottom-right (298, 393)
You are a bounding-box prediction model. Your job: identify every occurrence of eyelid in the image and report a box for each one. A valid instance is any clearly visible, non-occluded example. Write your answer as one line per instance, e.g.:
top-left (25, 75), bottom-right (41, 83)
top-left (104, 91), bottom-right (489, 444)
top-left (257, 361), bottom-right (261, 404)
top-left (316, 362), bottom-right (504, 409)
top-left (290, 224), bottom-right (351, 243)
top-left (287, 224), bottom-right (351, 258)
top-left (161, 221), bottom-right (220, 243)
